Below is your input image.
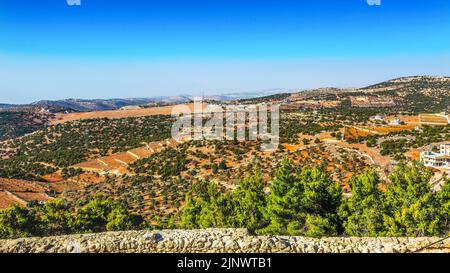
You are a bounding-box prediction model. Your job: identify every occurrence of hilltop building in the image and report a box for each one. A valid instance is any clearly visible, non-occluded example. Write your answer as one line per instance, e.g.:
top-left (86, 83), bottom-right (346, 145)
top-left (420, 144), bottom-right (450, 169)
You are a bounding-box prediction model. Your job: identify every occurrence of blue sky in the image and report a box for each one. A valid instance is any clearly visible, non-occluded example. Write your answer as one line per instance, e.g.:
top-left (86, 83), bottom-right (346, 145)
top-left (0, 0), bottom-right (449, 103)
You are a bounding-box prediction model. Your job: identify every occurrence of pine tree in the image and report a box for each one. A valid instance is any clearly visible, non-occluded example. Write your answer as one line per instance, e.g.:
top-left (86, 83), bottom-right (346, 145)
top-left (181, 180), bottom-right (234, 229)
top-left (0, 205), bottom-right (38, 239)
top-left (295, 166), bottom-right (342, 236)
top-left (257, 157), bottom-right (300, 235)
top-left (70, 194), bottom-right (143, 233)
top-left (180, 180), bottom-right (210, 229)
top-left (383, 163), bottom-right (441, 236)
top-left (436, 177), bottom-right (450, 234)
top-left (257, 158), bottom-right (342, 237)
top-left (34, 199), bottom-right (72, 236)
top-left (180, 192), bottom-right (201, 229)
top-left (197, 183), bottom-right (233, 228)
top-left (339, 168), bottom-right (386, 236)
top-left (232, 168), bottom-right (267, 233)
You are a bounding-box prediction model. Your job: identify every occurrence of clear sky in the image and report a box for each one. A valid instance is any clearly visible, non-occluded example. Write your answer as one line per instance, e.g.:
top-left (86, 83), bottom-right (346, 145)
top-left (0, 0), bottom-right (449, 103)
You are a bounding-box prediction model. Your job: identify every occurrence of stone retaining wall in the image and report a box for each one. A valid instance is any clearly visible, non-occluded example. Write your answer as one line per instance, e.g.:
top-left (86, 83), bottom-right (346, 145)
top-left (0, 229), bottom-right (448, 253)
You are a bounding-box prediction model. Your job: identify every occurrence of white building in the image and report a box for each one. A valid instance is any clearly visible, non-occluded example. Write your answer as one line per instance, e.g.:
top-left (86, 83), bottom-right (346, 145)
top-left (390, 118), bottom-right (402, 125)
top-left (420, 144), bottom-right (450, 169)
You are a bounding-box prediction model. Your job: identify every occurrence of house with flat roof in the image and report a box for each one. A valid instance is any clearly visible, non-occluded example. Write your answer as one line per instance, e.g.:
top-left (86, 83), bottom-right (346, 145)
top-left (420, 144), bottom-right (450, 169)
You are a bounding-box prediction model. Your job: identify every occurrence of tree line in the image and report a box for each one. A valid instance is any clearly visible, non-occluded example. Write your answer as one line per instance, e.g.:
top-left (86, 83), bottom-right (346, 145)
top-left (1, 159), bottom-right (448, 239)
top-left (0, 195), bottom-right (144, 239)
top-left (181, 159), bottom-right (449, 237)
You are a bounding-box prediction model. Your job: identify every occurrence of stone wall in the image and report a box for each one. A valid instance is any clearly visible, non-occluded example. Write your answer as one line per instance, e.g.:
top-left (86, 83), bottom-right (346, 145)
top-left (0, 228), bottom-right (448, 253)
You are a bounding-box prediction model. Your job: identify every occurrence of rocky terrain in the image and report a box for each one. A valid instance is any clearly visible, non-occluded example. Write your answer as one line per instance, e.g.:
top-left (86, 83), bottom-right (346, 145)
top-left (0, 229), bottom-right (448, 253)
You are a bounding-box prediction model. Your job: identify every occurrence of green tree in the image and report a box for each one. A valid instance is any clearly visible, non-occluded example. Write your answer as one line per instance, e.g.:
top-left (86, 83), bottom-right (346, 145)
top-left (180, 192), bottom-right (201, 229)
top-left (303, 214), bottom-right (336, 237)
top-left (295, 165), bottom-right (342, 236)
top-left (106, 206), bottom-right (143, 231)
top-left (257, 158), bottom-right (299, 235)
top-left (34, 199), bottom-right (72, 236)
top-left (339, 169), bottom-right (386, 236)
top-left (436, 178), bottom-right (450, 234)
top-left (0, 205), bottom-right (37, 239)
top-left (257, 158), bottom-right (342, 237)
top-left (231, 168), bottom-right (267, 233)
top-left (196, 183), bottom-right (233, 228)
top-left (383, 163), bottom-right (441, 236)
top-left (70, 195), bottom-right (143, 233)
top-left (181, 180), bottom-right (233, 229)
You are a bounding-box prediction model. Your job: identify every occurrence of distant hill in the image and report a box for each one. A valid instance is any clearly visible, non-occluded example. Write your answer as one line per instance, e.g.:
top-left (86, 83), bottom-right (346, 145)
top-left (0, 111), bottom-right (52, 141)
top-left (0, 103), bottom-right (24, 110)
top-left (1, 76), bottom-right (449, 113)
top-left (360, 76), bottom-right (450, 112)
top-left (0, 89), bottom-right (296, 113)
top-left (31, 98), bottom-right (160, 112)
top-left (219, 88), bottom-right (297, 100)
top-left (237, 76), bottom-right (450, 113)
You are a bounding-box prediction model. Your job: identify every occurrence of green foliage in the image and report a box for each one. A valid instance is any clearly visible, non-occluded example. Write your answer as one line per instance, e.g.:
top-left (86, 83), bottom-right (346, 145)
top-left (339, 164), bottom-right (449, 237)
top-left (129, 147), bottom-right (189, 179)
top-left (180, 180), bottom-right (233, 229)
top-left (231, 169), bottom-right (267, 232)
top-left (1, 162), bottom-right (449, 239)
top-left (256, 158), bottom-right (299, 235)
top-left (183, 158), bottom-right (343, 237)
top-left (303, 214), bottom-right (336, 237)
top-left (257, 158), bottom-right (342, 237)
top-left (0, 196), bottom-right (144, 239)
top-left (383, 163), bottom-right (441, 236)
top-left (436, 178), bottom-right (450, 234)
top-left (197, 194), bottom-right (233, 228)
top-left (106, 206), bottom-right (144, 232)
top-left (61, 168), bottom-right (83, 180)
top-left (366, 137), bottom-right (377, 148)
top-left (380, 139), bottom-right (408, 158)
top-left (0, 205), bottom-right (38, 239)
top-left (181, 170), bottom-right (268, 233)
top-left (34, 199), bottom-right (72, 236)
top-left (363, 125), bottom-right (450, 160)
top-left (70, 194), bottom-right (144, 233)
top-left (362, 77), bottom-right (450, 113)
top-left (0, 115), bottom-right (173, 180)
top-left (280, 112), bottom-right (342, 144)
top-left (182, 160), bottom-right (449, 237)
top-left (0, 111), bottom-right (51, 141)
top-left (180, 192), bottom-right (201, 229)
top-left (339, 169), bottom-right (386, 236)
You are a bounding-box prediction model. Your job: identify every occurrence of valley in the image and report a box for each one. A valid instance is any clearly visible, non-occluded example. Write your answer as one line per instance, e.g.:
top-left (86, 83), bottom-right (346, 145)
top-left (0, 76), bottom-right (449, 238)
